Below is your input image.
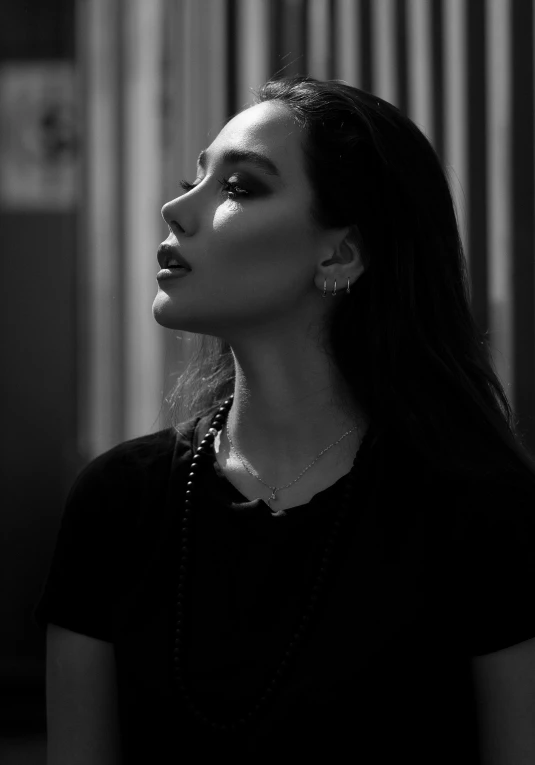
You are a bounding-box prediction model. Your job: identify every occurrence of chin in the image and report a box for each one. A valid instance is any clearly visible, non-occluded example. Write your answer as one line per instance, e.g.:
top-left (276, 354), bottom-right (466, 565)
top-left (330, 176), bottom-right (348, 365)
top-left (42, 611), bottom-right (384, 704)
top-left (151, 299), bottom-right (208, 334)
top-left (152, 297), bottom-right (183, 329)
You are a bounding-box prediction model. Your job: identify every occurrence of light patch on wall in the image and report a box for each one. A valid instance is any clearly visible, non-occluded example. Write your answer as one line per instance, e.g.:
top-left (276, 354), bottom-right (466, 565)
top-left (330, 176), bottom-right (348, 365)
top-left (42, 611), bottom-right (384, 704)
top-left (0, 62), bottom-right (78, 211)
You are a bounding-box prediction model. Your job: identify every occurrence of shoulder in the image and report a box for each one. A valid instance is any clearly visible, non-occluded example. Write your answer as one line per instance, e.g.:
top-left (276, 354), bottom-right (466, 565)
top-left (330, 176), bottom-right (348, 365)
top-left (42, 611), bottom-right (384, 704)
top-left (445, 469), bottom-right (535, 655)
top-left (74, 419), bottom-right (199, 488)
top-left (84, 425), bottom-right (180, 471)
top-left (428, 469), bottom-right (535, 555)
top-left (61, 418), bottom-right (201, 524)
top-left (444, 469), bottom-right (535, 522)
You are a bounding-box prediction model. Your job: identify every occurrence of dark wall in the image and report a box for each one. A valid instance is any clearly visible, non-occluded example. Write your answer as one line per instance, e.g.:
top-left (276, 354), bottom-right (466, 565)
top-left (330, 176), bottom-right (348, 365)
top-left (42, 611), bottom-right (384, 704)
top-left (0, 0), bottom-right (77, 735)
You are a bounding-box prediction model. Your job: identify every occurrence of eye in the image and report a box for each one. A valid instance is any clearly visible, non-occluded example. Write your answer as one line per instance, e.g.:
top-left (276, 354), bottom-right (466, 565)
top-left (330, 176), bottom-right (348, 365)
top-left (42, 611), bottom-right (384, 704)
top-left (217, 177), bottom-right (249, 200)
top-left (178, 179), bottom-right (196, 192)
top-left (178, 177), bottom-right (249, 200)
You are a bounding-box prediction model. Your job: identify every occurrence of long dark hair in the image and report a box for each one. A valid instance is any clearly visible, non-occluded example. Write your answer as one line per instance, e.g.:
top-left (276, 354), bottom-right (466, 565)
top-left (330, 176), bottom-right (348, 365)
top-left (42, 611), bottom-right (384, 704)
top-left (164, 74), bottom-right (535, 483)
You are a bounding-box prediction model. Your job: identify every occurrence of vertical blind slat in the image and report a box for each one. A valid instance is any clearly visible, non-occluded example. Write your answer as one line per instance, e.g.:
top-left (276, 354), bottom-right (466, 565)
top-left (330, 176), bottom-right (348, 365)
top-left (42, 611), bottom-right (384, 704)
top-left (123, 0), bottom-right (165, 439)
top-left (371, 0), bottom-right (398, 107)
top-left (466, 0), bottom-right (489, 335)
top-left (486, 0), bottom-right (514, 400)
top-left (443, 0), bottom-right (469, 265)
top-left (81, 0), bottom-right (123, 456)
top-left (406, 0), bottom-right (433, 144)
top-left (511, 0), bottom-right (535, 442)
top-left (236, 0), bottom-right (270, 110)
top-left (307, 0), bottom-right (331, 80)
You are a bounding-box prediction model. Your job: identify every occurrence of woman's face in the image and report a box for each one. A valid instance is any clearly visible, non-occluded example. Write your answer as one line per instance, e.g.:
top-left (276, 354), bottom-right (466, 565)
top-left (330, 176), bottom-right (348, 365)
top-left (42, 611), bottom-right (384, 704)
top-left (153, 101), bottom-right (331, 339)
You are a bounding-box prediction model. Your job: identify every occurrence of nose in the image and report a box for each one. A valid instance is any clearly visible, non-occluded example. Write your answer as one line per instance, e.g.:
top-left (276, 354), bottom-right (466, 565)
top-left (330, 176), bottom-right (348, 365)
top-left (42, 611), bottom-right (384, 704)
top-left (161, 199), bottom-right (174, 224)
top-left (161, 199), bottom-right (185, 237)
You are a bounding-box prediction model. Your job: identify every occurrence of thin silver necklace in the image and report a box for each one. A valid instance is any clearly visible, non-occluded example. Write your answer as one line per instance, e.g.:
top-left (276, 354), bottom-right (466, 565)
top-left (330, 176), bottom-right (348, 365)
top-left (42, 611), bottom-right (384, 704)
top-left (225, 417), bottom-right (359, 517)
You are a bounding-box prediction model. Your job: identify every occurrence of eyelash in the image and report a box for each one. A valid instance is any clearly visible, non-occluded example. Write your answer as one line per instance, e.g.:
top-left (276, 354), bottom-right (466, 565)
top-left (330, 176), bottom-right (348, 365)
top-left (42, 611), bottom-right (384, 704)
top-left (178, 177), bottom-right (249, 200)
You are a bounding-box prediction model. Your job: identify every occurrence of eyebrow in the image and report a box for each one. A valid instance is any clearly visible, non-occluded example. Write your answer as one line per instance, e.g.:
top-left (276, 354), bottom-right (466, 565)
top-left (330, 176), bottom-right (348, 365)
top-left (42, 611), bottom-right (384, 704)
top-left (197, 148), bottom-right (281, 178)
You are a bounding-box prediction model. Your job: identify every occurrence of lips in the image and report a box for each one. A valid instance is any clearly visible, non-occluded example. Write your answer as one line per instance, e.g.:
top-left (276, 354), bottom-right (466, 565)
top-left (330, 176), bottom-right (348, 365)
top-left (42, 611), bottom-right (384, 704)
top-left (157, 243), bottom-right (191, 270)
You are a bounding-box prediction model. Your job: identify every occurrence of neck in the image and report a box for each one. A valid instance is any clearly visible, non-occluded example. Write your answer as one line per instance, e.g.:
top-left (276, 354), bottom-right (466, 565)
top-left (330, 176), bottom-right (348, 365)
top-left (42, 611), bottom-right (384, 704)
top-left (222, 353), bottom-right (368, 483)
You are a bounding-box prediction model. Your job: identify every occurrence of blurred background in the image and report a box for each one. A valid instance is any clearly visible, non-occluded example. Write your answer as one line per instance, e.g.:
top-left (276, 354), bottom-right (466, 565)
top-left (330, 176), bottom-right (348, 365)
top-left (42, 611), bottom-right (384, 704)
top-left (1, 0), bottom-right (534, 761)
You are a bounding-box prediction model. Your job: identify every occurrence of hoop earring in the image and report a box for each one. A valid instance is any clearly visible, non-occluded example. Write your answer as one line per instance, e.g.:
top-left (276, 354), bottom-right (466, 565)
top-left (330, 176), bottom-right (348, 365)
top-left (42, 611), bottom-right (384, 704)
top-left (322, 277), bottom-right (351, 297)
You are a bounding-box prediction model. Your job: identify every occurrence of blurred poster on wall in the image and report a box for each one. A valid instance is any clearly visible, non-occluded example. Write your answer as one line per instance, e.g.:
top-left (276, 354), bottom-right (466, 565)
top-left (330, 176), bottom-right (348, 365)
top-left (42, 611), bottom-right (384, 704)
top-left (0, 62), bottom-right (78, 210)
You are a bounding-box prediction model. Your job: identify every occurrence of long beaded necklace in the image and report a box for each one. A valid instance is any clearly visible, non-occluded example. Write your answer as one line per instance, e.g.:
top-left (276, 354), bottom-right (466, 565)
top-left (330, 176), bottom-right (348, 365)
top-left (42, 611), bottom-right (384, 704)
top-left (172, 393), bottom-right (371, 736)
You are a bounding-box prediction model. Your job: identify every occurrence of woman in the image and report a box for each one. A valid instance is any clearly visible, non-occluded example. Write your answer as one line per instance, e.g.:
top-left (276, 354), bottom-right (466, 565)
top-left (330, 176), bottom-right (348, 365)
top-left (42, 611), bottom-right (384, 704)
top-left (35, 75), bottom-right (535, 764)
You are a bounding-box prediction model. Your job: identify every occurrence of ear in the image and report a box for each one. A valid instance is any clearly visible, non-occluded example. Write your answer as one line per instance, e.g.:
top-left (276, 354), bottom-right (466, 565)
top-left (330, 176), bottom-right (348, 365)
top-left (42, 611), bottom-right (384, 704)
top-left (332, 226), bottom-right (367, 278)
top-left (343, 225), bottom-right (368, 270)
top-left (314, 227), bottom-right (367, 296)
top-left (319, 225), bottom-right (366, 271)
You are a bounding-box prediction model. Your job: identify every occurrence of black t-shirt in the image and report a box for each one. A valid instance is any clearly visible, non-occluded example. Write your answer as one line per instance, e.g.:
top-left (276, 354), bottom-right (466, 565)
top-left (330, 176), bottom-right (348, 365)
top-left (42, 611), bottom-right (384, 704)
top-left (33, 408), bottom-right (535, 763)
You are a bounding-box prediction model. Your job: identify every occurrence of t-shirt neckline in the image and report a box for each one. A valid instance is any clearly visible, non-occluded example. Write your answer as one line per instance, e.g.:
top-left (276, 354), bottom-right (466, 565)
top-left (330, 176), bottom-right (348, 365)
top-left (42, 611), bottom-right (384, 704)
top-left (190, 406), bottom-right (375, 518)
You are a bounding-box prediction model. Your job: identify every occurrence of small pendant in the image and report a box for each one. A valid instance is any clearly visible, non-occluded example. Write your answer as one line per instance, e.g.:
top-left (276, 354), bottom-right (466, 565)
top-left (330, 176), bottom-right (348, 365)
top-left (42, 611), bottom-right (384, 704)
top-left (267, 489), bottom-right (287, 517)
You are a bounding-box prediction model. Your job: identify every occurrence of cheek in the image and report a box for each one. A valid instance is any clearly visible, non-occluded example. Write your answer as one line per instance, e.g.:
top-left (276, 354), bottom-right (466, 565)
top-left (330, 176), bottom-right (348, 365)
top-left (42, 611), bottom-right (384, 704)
top-left (211, 206), bottom-right (312, 272)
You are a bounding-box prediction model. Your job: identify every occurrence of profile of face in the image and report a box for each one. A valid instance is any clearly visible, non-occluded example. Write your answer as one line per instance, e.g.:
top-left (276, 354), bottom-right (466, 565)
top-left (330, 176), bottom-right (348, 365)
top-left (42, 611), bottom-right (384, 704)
top-left (153, 100), bottom-right (362, 343)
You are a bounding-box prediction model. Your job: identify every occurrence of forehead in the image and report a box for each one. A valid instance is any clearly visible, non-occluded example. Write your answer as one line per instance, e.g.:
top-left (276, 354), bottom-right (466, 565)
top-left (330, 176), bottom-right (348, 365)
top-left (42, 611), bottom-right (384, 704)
top-left (206, 101), bottom-right (305, 180)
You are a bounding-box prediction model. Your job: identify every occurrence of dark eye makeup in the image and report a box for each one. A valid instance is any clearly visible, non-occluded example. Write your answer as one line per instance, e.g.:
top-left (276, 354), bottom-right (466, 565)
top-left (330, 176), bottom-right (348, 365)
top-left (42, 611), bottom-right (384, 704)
top-left (178, 177), bottom-right (249, 200)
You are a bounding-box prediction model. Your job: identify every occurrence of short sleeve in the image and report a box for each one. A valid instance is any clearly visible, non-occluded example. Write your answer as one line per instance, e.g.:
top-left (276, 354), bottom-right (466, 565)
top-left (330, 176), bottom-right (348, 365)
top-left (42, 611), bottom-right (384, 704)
top-left (453, 473), bottom-right (535, 656)
top-left (32, 448), bottom-right (136, 642)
